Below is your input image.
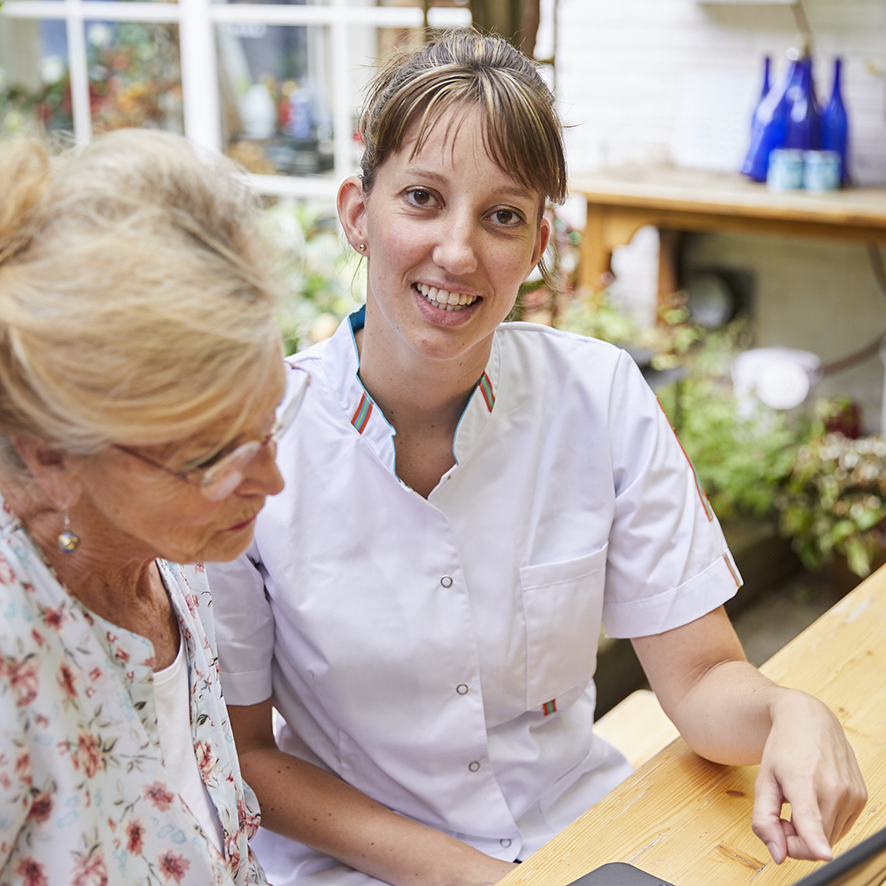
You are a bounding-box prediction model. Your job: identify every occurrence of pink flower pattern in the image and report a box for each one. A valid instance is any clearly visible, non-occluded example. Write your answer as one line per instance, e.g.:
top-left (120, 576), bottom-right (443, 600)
top-left (0, 495), bottom-right (267, 885)
top-left (195, 740), bottom-right (217, 781)
top-left (143, 781), bottom-right (175, 812)
top-left (70, 847), bottom-right (108, 886)
top-left (125, 818), bottom-right (146, 855)
top-left (9, 659), bottom-right (39, 708)
top-left (25, 792), bottom-right (52, 824)
top-left (77, 729), bottom-right (103, 779)
top-left (157, 850), bottom-right (191, 884)
top-left (14, 856), bottom-right (49, 886)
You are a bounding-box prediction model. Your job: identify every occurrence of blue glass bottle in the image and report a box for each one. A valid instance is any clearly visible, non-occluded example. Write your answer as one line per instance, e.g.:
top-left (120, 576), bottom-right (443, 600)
top-left (821, 57), bottom-right (850, 185)
top-left (757, 55), bottom-right (772, 103)
top-left (783, 51), bottom-right (820, 150)
top-left (741, 55), bottom-right (792, 181)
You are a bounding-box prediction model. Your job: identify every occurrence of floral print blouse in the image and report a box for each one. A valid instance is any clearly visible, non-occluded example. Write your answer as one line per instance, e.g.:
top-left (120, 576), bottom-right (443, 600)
top-left (0, 494), bottom-right (268, 886)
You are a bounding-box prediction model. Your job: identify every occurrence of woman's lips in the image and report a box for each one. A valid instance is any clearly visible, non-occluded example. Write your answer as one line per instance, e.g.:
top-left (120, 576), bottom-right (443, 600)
top-left (415, 282), bottom-right (479, 311)
top-left (226, 513), bottom-right (258, 532)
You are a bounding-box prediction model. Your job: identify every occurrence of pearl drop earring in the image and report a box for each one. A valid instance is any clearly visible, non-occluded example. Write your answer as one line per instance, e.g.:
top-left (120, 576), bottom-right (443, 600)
top-left (58, 511), bottom-right (80, 553)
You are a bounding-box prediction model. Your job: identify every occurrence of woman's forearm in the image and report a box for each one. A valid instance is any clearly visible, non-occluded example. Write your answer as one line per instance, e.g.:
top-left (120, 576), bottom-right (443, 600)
top-left (235, 734), bottom-right (516, 886)
top-left (650, 656), bottom-right (780, 765)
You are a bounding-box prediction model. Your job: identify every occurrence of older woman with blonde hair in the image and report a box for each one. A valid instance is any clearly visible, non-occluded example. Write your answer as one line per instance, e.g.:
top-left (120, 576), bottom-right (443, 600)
top-left (0, 128), bottom-right (305, 885)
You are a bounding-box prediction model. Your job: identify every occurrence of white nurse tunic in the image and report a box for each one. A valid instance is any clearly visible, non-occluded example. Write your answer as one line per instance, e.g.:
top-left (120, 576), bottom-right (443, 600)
top-left (205, 309), bottom-right (741, 886)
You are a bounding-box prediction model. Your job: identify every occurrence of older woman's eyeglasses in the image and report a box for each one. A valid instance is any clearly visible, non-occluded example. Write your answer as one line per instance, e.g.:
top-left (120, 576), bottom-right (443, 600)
top-left (114, 364), bottom-right (309, 501)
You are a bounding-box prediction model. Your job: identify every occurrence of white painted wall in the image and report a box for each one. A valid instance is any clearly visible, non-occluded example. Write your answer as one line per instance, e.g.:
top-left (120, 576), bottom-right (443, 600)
top-left (554, 0), bottom-right (886, 431)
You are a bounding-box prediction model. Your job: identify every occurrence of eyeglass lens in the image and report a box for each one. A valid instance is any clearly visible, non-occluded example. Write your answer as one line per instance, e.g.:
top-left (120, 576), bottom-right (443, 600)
top-left (199, 365), bottom-right (310, 501)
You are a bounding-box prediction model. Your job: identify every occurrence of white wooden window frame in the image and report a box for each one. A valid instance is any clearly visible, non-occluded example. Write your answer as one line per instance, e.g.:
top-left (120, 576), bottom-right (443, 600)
top-left (1, 0), bottom-right (471, 198)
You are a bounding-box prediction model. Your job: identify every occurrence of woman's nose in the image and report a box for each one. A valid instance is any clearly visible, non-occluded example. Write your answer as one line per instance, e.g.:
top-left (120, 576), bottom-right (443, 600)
top-left (241, 440), bottom-right (285, 497)
top-left (432, 217), bottom-right (478, 276)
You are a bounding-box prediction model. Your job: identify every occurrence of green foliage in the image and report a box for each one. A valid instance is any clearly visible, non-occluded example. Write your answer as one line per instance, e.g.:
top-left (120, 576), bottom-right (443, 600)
top-left (0, 71), bottom-right (47, 136)
top-left (556, 288), bottom-right (640, 345)
top-left (264, 200), bottom-right (363, 355)
top-left (657, 322), bottom-right (802, 521)
top-left (558, 289), bottom-right (705, 368)
top-left (647, 322), bottom-right (886, 576)
top-left (776, 400), bottom-right (886, 576)
top-left (669, 374), bottom-right (800, 520)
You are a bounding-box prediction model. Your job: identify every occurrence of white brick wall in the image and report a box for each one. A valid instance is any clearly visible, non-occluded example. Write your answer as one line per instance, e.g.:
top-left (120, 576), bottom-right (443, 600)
top-left (553, 0), bottom-right (886, 431)
top-left (556, 0), bottom-right (886, 184)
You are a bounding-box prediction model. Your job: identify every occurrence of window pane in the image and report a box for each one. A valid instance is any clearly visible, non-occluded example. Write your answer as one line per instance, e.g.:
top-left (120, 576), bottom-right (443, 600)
top-left (85, 20), bottom-right (183, 133)
top-left (0, 18), bottom-right (183, 135)
top-left (219, 22), bottom-right (335, 176)
top-left (375, 0), bottom-right (470, 6)
top-left (0, 18), bottom-right (69, 134)
top-left (220, 0), bottom-right (306, 7)
top-left (219, 0), bottom-right (470, 7)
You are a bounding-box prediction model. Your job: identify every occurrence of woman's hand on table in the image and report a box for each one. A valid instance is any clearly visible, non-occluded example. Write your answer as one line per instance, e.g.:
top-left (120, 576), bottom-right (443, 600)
top-left (751, 689), bottom-right (867, 864)
top-left (632, 606), bottom-right (867, 866)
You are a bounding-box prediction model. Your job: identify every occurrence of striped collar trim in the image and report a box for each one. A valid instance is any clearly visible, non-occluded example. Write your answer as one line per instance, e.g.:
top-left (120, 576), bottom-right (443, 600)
top-left (351, 392), bottom-right (374, 434)
top-left (478, 371), bottom-right (495, 412)
top-left (343, 307), bottom-right (496, 436)
top-left (349, 374), bottom-right (493, 434)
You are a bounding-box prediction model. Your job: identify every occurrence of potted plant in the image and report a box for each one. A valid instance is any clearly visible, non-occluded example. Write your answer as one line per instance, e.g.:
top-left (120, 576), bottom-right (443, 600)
top-left (776, 399), bottom-right (886, 578)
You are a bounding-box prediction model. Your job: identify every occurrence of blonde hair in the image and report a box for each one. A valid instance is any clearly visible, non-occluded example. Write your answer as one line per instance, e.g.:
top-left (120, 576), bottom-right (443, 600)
top-left (0, 129), bottom-right (283, 471)
top-left (359, 28), bottom-right (566, 207)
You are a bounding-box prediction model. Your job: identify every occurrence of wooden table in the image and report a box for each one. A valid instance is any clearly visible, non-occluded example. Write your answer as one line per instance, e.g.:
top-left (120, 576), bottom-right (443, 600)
top-left (569, 165), bottom-right (886, 293)
top-left (498, 564), bottom-right (886, 886)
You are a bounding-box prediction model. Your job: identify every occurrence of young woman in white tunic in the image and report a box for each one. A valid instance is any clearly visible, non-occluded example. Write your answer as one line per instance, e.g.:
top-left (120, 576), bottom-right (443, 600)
top-left (205, 28), bottom-right (866, 886)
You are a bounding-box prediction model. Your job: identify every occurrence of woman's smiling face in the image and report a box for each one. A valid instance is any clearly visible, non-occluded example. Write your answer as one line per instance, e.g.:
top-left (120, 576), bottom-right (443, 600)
top-left (343, 104), bottom-right (550, 369)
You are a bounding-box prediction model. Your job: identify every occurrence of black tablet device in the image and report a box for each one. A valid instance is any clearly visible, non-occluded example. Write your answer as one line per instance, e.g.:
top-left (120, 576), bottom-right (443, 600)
top-left (793, 827), bottom-right (886, 886)
top-left (565, 863), bottom-right (675, 886)
top-left (564, 825), bottom-right (886, 886)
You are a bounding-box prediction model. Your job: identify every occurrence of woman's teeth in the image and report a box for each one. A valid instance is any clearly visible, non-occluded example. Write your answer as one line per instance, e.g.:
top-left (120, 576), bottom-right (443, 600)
top-left (416, 283), bottom-right (478, 312)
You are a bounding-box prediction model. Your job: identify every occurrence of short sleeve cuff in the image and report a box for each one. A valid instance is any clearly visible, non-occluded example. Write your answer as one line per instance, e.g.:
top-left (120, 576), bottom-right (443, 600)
top-left (218, 665), bottom-right (274, 707)
top-left (602, 551), bottom-right (742, 639)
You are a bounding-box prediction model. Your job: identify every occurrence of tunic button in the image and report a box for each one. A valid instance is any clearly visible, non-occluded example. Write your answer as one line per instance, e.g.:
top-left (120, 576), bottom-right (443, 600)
top-left (456, 684), bottom-right (469, 695)
top-left (468, 761), bottom-right (480, 772)
top-left (440, 576), bottom-right (453, 588)
top-left (500, 838), bottom-right (512, 849)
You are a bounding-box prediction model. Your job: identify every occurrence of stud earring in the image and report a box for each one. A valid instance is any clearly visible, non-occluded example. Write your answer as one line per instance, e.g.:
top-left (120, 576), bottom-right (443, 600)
top-left (358, 243), bottom-right (366, 252)
top-left (58, 511), bottom-right (80, 553)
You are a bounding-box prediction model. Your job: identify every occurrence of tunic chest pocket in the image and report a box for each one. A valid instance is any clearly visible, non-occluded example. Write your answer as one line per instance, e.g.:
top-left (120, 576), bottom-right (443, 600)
top-left (519, 546), bottom-right (608, 712)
